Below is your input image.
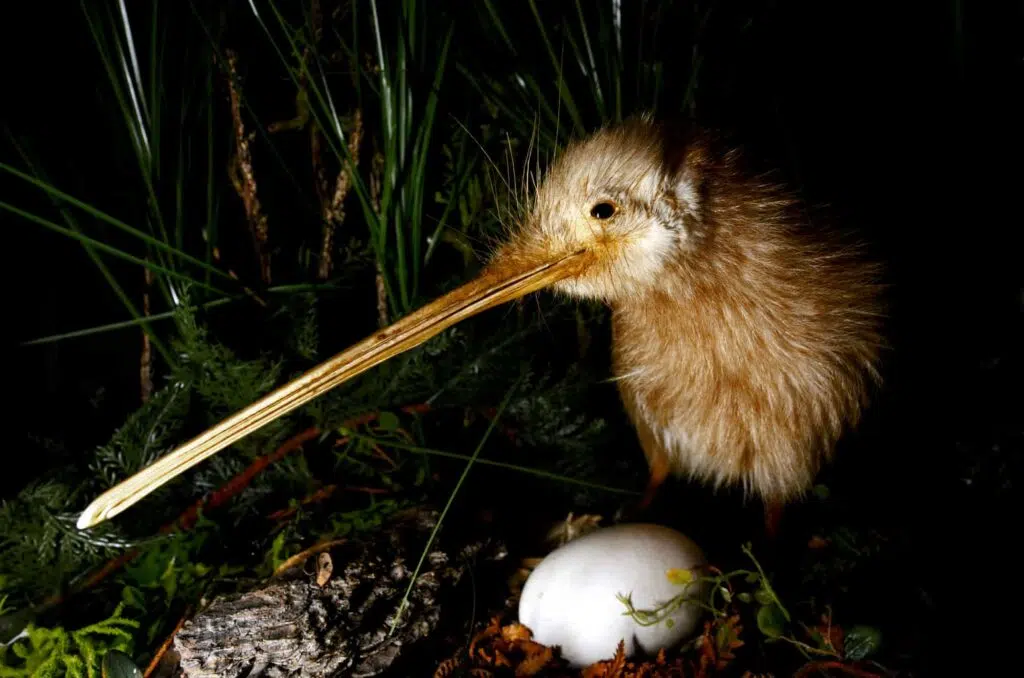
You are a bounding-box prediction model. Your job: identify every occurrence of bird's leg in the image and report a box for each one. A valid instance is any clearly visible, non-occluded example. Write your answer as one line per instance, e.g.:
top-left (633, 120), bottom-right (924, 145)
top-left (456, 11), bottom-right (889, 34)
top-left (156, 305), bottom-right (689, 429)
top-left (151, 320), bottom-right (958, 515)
top-left (637, 453), bottom-right (670, 511)
top-left (614, 449), bottom-right (669, 524)
top-left (613, 394), bottom-right (672, 523)
top-left (763, 499), bottom-right (785, 540)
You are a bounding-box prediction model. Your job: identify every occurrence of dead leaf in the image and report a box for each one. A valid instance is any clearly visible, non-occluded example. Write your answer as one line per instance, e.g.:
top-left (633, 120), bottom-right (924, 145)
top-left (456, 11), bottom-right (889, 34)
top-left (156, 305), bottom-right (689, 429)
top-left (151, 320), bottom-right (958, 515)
top-left (432, 656), bottom-right (461, 677)
top-left (501, 622), bottom-right (534, 643)
top-left (492, 649), bottom-right (512, 667)
top-left (545, 512), bottom-right (603, 546)
top-left (582, 640), bottom-right (628, 677)
top-left (516, 644), bottom-right (555, 675)
top-left (315, 552), bottom-right (333, 587)
top-left (470, 616), bottom-right (503, 658)
top-left (272, 538), bottom-right (347, 578)
top-left (606, 641), bottom-right (628, 676)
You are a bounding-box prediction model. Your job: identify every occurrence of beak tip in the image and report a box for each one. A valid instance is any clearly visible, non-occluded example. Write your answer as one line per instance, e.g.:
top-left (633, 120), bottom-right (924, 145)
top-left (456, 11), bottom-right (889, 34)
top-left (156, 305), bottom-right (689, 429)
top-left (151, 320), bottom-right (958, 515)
top-left (76, 504), bottom-right (102, 530)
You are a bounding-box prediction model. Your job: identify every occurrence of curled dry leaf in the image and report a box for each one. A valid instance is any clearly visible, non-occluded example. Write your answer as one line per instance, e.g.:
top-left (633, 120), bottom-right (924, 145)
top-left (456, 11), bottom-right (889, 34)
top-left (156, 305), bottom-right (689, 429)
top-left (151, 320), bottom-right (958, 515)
top-left (501, 622), bottom-right (534, 643)
top-left (316, 552), bottom-right (333, 587)
top-left (432, 656), bottom-right (462, 678)
top-left (581, 640), bottom-right (627, 678)
top-left (517, 643), bottom-right (555, 676)
top-left (448, 617), bottom-right (697, 677)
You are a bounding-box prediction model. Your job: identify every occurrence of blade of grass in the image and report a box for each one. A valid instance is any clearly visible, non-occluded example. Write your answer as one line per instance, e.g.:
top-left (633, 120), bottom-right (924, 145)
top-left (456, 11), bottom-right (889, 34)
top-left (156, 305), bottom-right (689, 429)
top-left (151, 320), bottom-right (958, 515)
top-left (480, 0), bottom-right (517, 56)
top-left (0, 201), bottom-right (234, 299)
top-left (7, 143), bottom-right (175, 368)
top-left (87, 0), bottom-right (175, 277)
top-left (20, 281), bottom-right (340, 347)
top-left (0, 162), bottom-right (236, 285)
top-left (423, 129), bottom-right (480, 266)
top-left (204, 58), bottom-right (217, 295)
top-left (369, 0), bottom-right (403, 309)
top-left (385, 373), bottom-right (522, 638)
top-left (409, 25), bottom-right (454, 300)
top-left (572, 0), bottom-right (605, 119)
top-left (526, 0), bottom-right (585, 134)
top-left (20, 299), bottom-right (232, 346)
top-left (148, 1), bottom-right (162, 179)
top-left (348, 432), bottom-right (638, 496)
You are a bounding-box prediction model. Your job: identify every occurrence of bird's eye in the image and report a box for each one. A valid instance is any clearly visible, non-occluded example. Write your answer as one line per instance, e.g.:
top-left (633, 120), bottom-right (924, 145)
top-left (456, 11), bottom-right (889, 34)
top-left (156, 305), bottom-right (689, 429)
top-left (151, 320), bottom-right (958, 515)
top-left (590, 201), bottom-right (617, 220)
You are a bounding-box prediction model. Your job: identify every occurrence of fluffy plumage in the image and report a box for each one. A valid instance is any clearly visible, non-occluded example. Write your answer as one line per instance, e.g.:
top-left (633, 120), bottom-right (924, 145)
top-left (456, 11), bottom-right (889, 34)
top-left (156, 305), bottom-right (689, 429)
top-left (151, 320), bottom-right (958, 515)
top-left (494, 117), bottom-right (885, 505)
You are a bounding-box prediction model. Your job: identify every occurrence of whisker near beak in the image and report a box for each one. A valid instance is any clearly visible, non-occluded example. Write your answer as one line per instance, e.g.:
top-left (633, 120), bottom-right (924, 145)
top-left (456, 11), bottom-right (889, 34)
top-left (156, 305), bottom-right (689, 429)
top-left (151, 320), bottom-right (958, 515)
top-left (75, 250), bottom-right (591, 530)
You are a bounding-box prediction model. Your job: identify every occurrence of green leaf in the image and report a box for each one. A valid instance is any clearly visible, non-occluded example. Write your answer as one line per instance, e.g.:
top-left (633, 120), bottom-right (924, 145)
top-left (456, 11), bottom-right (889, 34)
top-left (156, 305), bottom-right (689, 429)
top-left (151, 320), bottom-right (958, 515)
top-left (101, 650), bottom-right (142, 678)
top-left (745, 572), bottom-right (760, 584)
top-left (378, 411), bottom-right (400, 431)
top-left (813, 484), bottom-right (831, 500)
top-left (756, 603), bottom-right (787, 639)
top-left (844, 625), bottom-right (882, 660)
top-left (754, 588), bottom-right (774, 606)
top-left (120, 586), bottom-right (145, 613)
top-left (736, 592), bottom-right (753, 603)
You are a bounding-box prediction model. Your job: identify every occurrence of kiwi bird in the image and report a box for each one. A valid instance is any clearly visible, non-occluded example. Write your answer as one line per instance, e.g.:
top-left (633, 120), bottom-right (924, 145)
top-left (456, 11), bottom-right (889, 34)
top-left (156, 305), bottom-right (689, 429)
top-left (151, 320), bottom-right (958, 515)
top-left (76, 116), bottom-right (884, 531)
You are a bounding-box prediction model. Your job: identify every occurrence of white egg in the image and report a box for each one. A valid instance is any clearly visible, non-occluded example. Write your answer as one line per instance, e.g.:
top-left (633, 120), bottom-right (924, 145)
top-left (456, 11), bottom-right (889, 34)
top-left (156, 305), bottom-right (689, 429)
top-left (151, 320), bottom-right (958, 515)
top-left (517, 523), bottom-right (708, 667)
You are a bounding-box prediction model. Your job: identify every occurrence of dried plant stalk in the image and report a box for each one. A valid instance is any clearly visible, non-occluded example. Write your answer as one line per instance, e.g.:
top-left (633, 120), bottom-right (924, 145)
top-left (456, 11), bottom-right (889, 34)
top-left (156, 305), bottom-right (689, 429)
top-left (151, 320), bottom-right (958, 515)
top-left (319, 109), bottom-right (363, 280)
top-left (140, 265), bottom-right (154, 403)
top-left (370, 149), bottom-right (388, 326)
top-left (224, 49), bottom-right (271, 285)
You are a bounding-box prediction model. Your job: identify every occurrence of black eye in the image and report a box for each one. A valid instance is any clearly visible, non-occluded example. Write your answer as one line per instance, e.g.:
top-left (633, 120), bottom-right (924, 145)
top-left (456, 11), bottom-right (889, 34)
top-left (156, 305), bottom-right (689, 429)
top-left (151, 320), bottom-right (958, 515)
top-left (590, 201), bottom-right (617, 220)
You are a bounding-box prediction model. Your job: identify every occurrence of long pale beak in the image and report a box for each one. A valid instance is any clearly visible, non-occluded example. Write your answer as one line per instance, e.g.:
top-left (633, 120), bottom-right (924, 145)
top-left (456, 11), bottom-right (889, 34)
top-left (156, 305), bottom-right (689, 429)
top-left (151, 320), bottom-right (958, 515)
top-left (76, 249), bottom-right (591, 530)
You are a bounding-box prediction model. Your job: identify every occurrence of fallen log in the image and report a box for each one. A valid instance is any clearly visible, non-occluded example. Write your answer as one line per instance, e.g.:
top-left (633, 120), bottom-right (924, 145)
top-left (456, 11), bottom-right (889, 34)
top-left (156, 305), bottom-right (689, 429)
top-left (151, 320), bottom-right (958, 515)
top-left (166, 507), bottom-right (509, 677)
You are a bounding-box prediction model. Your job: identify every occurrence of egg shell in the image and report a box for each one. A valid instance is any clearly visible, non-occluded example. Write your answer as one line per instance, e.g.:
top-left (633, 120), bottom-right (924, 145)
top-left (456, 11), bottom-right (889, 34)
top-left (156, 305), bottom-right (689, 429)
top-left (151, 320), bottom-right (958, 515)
top-left (518, 523), bottom-right (708, 667)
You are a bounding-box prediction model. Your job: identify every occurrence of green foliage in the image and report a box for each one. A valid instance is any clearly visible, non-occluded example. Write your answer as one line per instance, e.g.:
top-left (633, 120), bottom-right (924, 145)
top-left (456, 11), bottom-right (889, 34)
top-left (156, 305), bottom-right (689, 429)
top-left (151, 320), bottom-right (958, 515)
top-left (0, 604), bottom-right (138, 678)
top-left (170, 295), bottom-right (285, 426)
top-left (755, 602), bottom-right (787, 639)
top-left (0, 483), bottom-right (128, 609)
top-left (87, 385), bottom-right (191, 493)
top-left (844, 625), bottom-right (883, 661)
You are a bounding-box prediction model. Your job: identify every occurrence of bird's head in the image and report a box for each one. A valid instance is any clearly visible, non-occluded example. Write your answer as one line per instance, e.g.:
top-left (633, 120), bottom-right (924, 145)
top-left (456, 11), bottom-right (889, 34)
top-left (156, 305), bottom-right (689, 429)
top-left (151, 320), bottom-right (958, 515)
top-left (494, 117), bottom-right (709, 304)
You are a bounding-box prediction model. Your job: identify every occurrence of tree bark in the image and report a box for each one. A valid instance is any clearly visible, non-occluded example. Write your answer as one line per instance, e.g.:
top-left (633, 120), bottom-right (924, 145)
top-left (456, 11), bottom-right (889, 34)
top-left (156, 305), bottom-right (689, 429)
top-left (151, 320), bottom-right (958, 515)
top-left (170, 508), bottom-right (509, 677)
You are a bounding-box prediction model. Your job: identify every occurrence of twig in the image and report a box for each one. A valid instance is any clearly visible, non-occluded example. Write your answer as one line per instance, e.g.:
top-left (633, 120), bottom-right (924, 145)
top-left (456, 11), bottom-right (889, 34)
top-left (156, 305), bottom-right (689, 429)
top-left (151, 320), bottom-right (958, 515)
top-left (143, 608), bottom-right (191, 678)
top-left (344, 485), bottom-right (390, 494)
top-left (272, 538), bottom-right (348, 577)
top-left (388, 377), bottom-right (524, 637)
top-left (223, 48), bottom-right (271, 285)
top-left (266, 484), bottom-right (338, 521)
top-left (370, 442), bottom-right (398, 468)
top-left (173, 426), bottom-right (322, 531)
